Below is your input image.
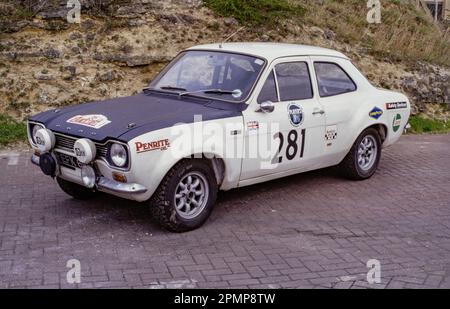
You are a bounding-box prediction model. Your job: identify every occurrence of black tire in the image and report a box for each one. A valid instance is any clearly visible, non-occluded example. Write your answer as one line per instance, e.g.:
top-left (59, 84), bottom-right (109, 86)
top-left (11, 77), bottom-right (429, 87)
top-left (149, 159), bottom-right (218, 233)
top-left (56, 177), bottom-right (97, 200)
top-left (338, 127), bottom-right (382, 180)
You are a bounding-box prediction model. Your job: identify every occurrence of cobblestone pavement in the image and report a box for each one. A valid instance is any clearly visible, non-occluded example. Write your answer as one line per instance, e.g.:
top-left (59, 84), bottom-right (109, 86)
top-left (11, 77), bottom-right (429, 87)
top-left (0, 134), bottom-right (449, 289)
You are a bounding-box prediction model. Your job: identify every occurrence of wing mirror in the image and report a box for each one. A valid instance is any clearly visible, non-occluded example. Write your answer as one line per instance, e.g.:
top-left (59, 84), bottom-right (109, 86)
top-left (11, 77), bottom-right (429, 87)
top-left (256, 101), bottom-right (275, 113)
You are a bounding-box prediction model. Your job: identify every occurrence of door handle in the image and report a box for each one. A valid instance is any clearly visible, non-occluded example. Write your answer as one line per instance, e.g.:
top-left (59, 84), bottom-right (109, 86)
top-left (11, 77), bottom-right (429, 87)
top-left (312, 109), bottom-right (325, 115)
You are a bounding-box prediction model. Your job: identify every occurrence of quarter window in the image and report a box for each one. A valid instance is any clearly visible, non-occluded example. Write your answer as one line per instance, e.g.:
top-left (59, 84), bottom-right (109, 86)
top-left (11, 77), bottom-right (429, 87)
top-left (257, 70), bottom-right (278, 103)
top-left (314, 62), bottom-right (356, 97)
top-left (275, 62), bottom-right (313, 101)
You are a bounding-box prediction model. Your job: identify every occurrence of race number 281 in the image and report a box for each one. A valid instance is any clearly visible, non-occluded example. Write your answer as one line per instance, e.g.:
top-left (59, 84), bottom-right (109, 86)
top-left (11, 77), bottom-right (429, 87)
top-left (271, 129), bottom-right (306, 164)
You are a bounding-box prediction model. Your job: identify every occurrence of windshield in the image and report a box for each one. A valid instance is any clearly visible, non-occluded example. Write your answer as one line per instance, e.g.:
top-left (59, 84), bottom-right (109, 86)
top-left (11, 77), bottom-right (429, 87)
top-left (149, 50), bottom-right (266, 102)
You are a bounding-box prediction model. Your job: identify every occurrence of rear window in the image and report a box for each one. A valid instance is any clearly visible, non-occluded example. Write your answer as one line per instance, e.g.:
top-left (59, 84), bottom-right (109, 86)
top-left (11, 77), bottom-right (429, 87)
top-left (314, 62), bottom-right (356, 97)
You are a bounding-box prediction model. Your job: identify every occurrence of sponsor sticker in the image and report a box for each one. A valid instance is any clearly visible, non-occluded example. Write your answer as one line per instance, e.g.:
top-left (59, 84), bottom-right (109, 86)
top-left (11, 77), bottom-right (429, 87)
top-left (369, 107), bottom-right (383, 120)
top-left (247, 121), bottom-right (259, 132)
top-left (74, 147), bottom-right (85, 157)
top-left (67, 114), bottom-right (111, 129)
top-left (386, 102), bottom-right (407, 110)
top-left (392, 114), bottom-right (402, 132)
top-left (254, 59), bottom-right (264, 66)
top-left (35, 136), bottom-right (45, 146)
top-left (288, 103), bottom-right (304, 127)
top-left (325, 125), bottom-right (338, 141)
top-left (135, 139), bottom-right (170, 153)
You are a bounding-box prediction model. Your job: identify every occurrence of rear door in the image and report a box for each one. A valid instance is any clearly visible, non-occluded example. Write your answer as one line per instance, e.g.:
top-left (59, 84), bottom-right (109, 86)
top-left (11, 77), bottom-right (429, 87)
top-left (309, 57), bottom-right (360, 162)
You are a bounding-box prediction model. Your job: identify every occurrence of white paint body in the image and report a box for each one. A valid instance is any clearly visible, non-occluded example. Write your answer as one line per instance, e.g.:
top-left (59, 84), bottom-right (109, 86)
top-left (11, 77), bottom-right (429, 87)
top-left (31, 43), bottom-right (412, 202)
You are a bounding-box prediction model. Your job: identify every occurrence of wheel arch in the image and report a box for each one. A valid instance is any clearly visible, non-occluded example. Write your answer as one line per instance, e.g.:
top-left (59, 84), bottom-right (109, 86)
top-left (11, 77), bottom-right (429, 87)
top-left (366, 123), bottom-right (388, 144)
top-left (167, 153), bottom-right (227, 187)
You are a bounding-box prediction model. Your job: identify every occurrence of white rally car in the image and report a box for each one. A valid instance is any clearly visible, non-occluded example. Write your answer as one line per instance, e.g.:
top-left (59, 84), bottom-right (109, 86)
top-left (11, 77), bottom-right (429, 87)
top-left (28, 43), bottom-right (410, 232)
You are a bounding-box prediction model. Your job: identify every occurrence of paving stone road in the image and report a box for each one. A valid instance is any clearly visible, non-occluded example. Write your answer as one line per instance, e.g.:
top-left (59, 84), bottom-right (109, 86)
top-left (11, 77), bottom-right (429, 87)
top-left (0, 134), bottom-right (449, 289)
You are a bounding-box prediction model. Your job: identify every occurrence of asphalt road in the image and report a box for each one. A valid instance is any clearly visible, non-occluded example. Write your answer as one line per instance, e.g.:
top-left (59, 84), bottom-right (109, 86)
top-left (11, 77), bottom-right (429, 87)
top-left (0, 134), bottom-right (449, 289)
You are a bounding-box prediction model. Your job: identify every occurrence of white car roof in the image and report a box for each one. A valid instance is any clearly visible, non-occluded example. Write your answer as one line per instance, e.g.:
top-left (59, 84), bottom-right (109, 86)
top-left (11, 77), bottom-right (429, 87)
top-left (186, 42), bottom-right (349, 62)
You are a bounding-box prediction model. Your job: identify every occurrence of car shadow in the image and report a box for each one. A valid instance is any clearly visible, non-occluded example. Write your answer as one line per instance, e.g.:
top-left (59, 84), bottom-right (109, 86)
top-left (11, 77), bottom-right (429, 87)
top-left (58, 165), bottom-right (342, 232)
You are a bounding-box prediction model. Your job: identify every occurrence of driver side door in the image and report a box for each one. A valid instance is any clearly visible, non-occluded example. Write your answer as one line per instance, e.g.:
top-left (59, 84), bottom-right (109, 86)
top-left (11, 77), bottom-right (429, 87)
top-left (240, 57), bottom-right (327, 182)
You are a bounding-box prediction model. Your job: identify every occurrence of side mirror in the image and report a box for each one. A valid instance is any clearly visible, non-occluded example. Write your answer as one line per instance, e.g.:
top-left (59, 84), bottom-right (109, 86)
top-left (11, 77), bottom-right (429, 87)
top-left (256, 101), bottom-right (275, 113)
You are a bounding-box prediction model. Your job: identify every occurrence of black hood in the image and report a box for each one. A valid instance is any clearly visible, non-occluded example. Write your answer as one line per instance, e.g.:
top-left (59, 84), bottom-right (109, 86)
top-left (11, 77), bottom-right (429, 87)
top-left (29, 92), bottom-right (245, 142)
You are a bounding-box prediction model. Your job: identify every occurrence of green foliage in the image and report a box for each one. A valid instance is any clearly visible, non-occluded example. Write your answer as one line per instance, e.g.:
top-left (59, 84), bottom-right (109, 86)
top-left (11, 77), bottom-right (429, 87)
top-left (204, 0), bottom-right (450, 66)
top-left (0, 114), bottom-right (27, 146)
top-left (409, 116), bottom-right (450, 134)
top-left (203, 0), bottom-right (305, 26)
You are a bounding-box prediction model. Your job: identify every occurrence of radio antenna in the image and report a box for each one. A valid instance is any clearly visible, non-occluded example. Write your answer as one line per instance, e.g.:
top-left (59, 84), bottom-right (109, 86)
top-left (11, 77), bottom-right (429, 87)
top-left (219, 26), bottom-right (245, 49)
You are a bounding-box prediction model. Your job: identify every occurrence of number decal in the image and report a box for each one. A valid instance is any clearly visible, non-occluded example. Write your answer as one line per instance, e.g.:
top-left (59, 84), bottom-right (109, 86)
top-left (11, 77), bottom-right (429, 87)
top-left (271, 132), bottom-right (284, 164)
top-left (299, 128), bottom-right (305, 158)
top-left (271, 129), bottom-right (306, 164)
top-left (286, 130), bottom-right (298, 160)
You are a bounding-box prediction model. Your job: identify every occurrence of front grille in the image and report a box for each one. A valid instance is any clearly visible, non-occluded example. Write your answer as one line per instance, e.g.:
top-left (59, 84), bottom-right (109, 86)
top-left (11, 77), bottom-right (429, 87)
top-left (54, 134), bottom-right (110, 169)
top-left (55, 134), bottom-right (108, 159)
top-left (55, 135), bottom-right (75, 152)
top-left (97, 144), bottom-right (108, 157)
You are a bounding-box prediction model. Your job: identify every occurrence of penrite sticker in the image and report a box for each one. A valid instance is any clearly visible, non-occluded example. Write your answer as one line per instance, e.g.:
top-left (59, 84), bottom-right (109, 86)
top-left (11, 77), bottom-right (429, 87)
top-left (386, 102), bottom-right (407, 110)
top-left (288, 103), bottom-right (304, 127)
top-left (392, 114), bottom-right (402, 132)
top-left (67, 114), bottom-right (111, 129)
top-left (369, 107), bottom-right (383, 120)
top-left (135, 139), bottom-right (170, 153)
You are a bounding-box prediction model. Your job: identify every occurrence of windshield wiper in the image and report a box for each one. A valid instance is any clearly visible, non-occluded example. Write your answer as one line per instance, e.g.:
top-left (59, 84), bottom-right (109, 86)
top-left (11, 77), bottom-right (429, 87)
top-left (143, 86), bottom-right (187, 92)
top-left (160, 86), bottom-right (187, 91)
top-left (180, 89), bottom-right (242, 97)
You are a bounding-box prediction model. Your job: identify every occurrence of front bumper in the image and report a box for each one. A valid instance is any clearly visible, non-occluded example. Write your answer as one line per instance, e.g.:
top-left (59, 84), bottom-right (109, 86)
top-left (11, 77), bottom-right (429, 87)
top-left (31, 154), bottom-right (147, 194)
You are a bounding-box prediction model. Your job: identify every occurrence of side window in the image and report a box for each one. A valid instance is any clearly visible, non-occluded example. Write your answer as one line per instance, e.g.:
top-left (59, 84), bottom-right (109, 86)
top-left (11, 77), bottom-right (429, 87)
top-left (314, 62), bottom-right (357, 97)
top-left (257, 70), bottom-right (278, 103)
top-left (275, 62), bottom-right (313, 101)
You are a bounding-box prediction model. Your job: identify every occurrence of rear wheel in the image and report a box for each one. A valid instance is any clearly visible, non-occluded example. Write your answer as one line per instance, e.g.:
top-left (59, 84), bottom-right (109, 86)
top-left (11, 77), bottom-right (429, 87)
top-left (338, 128), bottom-right (381, 180)
top-left (56, 177), bottom-right (97, 200)
top-left (149, 159), bottom-right (218, 232)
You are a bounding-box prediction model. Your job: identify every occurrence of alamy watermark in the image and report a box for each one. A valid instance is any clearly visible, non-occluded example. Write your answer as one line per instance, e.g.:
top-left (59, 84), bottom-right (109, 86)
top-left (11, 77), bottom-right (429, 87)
top-left (67, 0), bottom-right (81, 24)
top-left (367, 259), bottom-right (381, 284)
top-left (367, 0), bottom-right (382, 24)
top-left (66, 258), bottom-right (81, 284)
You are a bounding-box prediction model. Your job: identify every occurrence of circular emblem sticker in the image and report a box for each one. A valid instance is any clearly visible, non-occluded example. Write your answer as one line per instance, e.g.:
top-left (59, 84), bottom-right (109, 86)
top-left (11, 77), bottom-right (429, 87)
top-left (393, 114), bottom-right (402, 132)
top-left (288, 103), bottom-right (304, 127)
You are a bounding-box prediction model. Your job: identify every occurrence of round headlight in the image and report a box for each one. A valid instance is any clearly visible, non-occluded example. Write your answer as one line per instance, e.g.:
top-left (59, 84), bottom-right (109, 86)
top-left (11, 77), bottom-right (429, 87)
top-left (81, 165), bottom-right (96, 189)
top-left (31, 124), bottom-right (43, 144)
top-left (110, 143), bottom-right (127, 167)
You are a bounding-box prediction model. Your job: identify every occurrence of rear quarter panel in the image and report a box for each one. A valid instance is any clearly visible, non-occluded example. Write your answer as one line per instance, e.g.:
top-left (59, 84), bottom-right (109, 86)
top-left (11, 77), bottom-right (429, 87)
top-left (330, 88), bottom-right (410, 166)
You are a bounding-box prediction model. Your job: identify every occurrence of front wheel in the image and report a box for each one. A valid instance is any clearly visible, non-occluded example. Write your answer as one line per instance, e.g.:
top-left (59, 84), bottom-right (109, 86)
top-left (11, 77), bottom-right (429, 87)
top-left (149, 159), bottom-right (218, 232)
top-left (338, 128), bottom-right (382, 180)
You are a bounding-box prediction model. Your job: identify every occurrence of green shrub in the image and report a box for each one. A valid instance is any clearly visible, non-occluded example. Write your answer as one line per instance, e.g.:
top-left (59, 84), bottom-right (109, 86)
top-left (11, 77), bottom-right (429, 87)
top-left (0, 114), bottom-right (27, 146)
top-left (409, 116), bottom-right (450, 134)
top-left (203, 0), bottom-right (306, 26)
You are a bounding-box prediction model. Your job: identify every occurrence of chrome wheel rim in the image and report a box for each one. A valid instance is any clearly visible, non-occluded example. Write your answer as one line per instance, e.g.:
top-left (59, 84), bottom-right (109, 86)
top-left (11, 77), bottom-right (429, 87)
top-left (357, 135), bottom-right (378, 171)
top-left (174, 172), bottom-right (209, 219)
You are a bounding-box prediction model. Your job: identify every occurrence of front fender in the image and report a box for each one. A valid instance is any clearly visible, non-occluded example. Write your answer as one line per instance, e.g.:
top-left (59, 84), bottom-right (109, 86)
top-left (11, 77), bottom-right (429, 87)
top-left (126, 117), bottom-right (243, 202)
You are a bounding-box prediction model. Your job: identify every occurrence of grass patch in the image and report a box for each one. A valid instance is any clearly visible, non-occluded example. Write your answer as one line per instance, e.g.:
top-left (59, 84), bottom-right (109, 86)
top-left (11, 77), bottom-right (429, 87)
top-left (203, 0), bottom-right (305, 26)
top-left (0, 114), bottom-right (27, 147)
top-left (299, 0), bottom-right (450, 66)
top-left (408, 115), bottom-right (450, 134)
top-left (205, 0), bottom-right (450, 66)
top-left (298, 0), bottom-right (450, 66)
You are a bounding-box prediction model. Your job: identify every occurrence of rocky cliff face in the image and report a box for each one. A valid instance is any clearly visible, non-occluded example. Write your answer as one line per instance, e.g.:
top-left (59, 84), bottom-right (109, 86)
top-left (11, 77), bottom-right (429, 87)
top-left (0, 0), bottom-right (448, 119)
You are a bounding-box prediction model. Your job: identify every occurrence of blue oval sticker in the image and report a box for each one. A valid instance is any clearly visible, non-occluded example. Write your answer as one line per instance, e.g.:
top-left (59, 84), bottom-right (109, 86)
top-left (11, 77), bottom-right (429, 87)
top-left (288, 103), bottom-right (304, 127)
